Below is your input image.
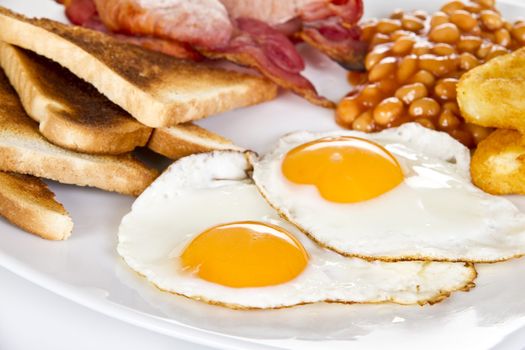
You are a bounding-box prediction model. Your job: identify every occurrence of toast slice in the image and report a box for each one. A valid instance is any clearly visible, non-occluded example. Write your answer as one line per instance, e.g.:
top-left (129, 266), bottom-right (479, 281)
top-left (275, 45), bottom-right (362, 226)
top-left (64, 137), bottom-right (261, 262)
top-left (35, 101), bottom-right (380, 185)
top-left (0, 7), bottom-right (278, 128)
top-left (0, 43), bottom-right (152, 155)
top-left (148, 123), bottom-right (243, 160)
top-left (0, 69), bottom-right (158, 196)
top-left (471, 129), bottom-right (525, 195)
top-left (0, 42), bottom-right (242, 159)
top-left (0, 171), bottom-right (73, 240)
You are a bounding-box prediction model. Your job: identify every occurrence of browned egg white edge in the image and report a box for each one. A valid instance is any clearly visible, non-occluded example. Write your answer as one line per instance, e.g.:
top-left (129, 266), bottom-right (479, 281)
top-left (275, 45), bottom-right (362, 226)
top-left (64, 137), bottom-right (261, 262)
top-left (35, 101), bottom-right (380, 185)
top-left (119, 150), bottom-right (477, 310)
top-left (245, 152), bottom-right (524, 264)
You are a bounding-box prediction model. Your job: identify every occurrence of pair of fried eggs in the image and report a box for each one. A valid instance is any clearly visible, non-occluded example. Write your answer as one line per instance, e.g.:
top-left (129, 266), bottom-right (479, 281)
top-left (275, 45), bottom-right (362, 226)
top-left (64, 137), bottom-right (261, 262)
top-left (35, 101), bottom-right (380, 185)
top-left (118, 124), bottom-right (525, 309)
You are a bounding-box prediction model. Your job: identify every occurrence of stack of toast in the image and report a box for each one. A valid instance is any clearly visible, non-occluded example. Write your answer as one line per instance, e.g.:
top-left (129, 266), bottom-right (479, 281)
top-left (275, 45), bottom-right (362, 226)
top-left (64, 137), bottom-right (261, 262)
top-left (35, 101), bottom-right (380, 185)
top-left (0, 7), bottom-right (277, 240)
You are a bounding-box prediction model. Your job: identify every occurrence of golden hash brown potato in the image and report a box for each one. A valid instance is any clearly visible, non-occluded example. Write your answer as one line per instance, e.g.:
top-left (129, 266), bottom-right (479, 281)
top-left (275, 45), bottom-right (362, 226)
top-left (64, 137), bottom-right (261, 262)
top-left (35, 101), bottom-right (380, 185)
top-left (458, 48), bottom-right (525, 133)
top-left (471, 129), bottom-right (525, 195)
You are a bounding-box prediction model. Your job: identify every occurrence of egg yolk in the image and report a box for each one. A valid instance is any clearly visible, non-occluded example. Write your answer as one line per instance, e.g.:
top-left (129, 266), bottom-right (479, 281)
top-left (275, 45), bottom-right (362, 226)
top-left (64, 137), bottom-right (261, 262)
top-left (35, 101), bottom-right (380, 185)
top-left (282, 137), bottom-right (403, 203)
top-left (180, 221), bottom-right (309, 288)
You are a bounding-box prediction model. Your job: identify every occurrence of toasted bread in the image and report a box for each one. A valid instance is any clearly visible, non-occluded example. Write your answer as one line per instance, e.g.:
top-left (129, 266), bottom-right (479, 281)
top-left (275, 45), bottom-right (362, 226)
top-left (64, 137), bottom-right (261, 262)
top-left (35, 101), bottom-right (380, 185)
top-left (471, 129), bottom-right (525, 195)
top-left (0, 171), bottom-right (73, 240)
top-left (148, 123), bottom-right (243, 160)
top-left (0, 7), bottom-right (278, 128)
top-left (0, 42), bottom-right (241, 159)
top-left (458, 48), bottom-right (525, 133)
top-left (0, 43), bottom-right (152, 155)
top-left (0, 69), bottom-right (158, 196)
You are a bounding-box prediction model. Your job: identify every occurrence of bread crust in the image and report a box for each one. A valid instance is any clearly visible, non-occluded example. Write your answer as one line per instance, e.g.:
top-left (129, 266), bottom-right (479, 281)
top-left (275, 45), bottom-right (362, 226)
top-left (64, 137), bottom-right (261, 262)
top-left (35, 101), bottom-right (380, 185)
top-left (0, 43), bottom-right (152, 155)
top-left (0, 171), bottom-right (73, 240)
top-left (0, 7), bottom-right (278, 128)
top-left (0, 70), bottom-right (158, 196)
top-left (148, 123), bottom-right (243, 160)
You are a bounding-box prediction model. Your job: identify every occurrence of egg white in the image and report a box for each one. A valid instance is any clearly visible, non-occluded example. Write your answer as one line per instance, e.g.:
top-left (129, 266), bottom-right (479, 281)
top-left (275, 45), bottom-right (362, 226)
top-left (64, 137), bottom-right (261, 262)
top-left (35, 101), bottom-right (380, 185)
top-left (251, 123), bottom-right (525, 262)
top-left (118, 151), bottom-right (475, 309)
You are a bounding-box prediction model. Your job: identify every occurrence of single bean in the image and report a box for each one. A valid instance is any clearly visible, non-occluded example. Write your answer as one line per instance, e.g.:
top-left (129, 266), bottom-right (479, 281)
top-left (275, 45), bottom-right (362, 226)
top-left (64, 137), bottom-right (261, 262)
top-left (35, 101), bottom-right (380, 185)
top-left (373, 97), bottom-right (405, 125)
top-left (402, 15), bottom-right (425, 32)
top-left (369, 57), bottom-right (398, 82)
top-left (431, 12), bottom-right (450, 27)
top-left (336, 94), bottom-right (362, 125)
top-left (397, 54), bottom-right (419, 83)
top-left (438, 110), bottom-right (461, 130)
top-left (459, 52), bottom-right (480, 70)
top-left (377, 19), bottom-right (402, 34)
top-left (429, 23), bottom-right (461, 43)
top-left (450, 10), bottom-right (478, 32)
top-left (480, 10), bottom-right (503, 31)
top-left (395, 83), bottom-right (429, 104)
top-left (434, 78), bottom-right (459, 100)
top-left (409, 97), bottom-right (441, 118)
top-left (441, 1), bottom-right (465, 15)
top-left (392, 36), bottom-right (416, 55)
top-left (409, 70), bottom-right (437, 88)
top-left (352, 111), bottom-right (376, 132)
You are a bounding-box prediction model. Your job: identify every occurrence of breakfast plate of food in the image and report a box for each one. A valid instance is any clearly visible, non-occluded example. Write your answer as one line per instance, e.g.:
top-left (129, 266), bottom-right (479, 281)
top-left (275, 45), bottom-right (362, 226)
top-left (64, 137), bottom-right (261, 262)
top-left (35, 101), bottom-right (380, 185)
top-left (2, 0), bottom-right (525, 349)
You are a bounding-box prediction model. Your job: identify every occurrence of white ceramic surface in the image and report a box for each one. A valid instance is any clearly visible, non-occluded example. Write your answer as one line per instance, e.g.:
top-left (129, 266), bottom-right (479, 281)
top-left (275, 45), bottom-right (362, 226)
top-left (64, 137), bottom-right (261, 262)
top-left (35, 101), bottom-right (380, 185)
top-left (1, 0), bottom-right (525, 349)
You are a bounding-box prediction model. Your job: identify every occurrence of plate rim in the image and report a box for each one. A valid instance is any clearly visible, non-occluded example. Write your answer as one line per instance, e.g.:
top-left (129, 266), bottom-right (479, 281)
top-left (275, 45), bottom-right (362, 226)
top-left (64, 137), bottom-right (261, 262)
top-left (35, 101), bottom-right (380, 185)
top-left (2, 0), bottom-right (525, 349)
top-left (0, 251), bottom-right (281, 350)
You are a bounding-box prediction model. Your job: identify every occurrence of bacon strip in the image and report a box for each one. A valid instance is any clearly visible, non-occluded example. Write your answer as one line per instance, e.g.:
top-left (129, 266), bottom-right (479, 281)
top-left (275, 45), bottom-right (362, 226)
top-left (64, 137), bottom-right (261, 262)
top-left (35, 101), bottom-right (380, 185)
top-left (204, 18), bottom-right (333, 108)
top-left (59, 0), bottom-right (203, 60)
top-left (300, 18), bottom-right (367, 71)
top-left (299, 0), bottom-right (366, 70)
top-left (300, 0), bottom-right (364, 25)
top-left (57, 0), bottom-right (97, 26)
top-left (93, 0), bottom-right (234, 50)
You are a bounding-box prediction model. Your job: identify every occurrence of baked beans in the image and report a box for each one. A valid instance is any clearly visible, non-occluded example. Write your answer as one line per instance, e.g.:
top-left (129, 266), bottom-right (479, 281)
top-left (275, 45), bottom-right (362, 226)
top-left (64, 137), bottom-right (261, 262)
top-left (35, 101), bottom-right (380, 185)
top-left (450, 10), bottom-right (477, 32)
top-left (377, 19), bottom-right (402, 34)
top-left (459, 52), bottom-right (480, 70)
top-left (431, 12), bottom-right (450, 28)
top-left (434, 78), bottom-right (459, 100)
top-left (409, 70), bottom-right (436, 87)
top-left (438, 110), bottom-right (461, 130)
top-left (402, 15), bottom-right (425, 31)
top-left (409, 97), bottom-right (441, 118)
top-left (369, 56), bottom-right (398, 82)
top-left (512, 22), bottom-right (525, 43)
top-left (395, 83), bottom-right (428, 104)
top-left (373, 97), bottom-right (404, 125)
top-left (352, 111), bottom-right (376, 132)
top-left (392, 36), bottom-right (416, 55)
top-left (429, 23), bottom-right (461, 43)
top-left (336, 0), bottom-right (521, 147)
top-left (397, 55), bottom-right (419, 82)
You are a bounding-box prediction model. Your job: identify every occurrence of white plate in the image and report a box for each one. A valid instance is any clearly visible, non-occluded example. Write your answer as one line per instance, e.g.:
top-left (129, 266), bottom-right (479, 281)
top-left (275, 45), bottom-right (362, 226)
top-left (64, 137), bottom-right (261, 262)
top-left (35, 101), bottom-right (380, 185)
top-left (1, 0), bottom-right (525, 349)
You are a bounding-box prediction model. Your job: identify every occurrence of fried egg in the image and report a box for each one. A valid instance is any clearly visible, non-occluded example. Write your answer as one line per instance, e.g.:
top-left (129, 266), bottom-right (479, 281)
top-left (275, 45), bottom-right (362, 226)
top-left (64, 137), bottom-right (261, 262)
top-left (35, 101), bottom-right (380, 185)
top-left (118, 151), bottom-right (475, 309)
top-left (251, 123), bottom-right (525, 263)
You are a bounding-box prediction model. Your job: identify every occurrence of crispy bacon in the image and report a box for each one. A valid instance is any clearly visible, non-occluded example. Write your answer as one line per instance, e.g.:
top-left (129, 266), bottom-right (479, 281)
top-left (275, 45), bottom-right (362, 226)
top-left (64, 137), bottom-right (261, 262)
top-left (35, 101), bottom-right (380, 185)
top-left (60, 0), bottom-right (97, 26)
top-left (300, 18), bottom-right (367, 71)
top-left (217, 0), bottom-right (366, 69)
top-left (299, 0), bottom-right (366, 70)
top-left (58, 0), bottom-right (365, 107)
top-left (93, 0), bottom-right (233, 50)
top-left (205, 18), bottom-right (333, 108)
top-left (299, 0), bottom-right (364, 25)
